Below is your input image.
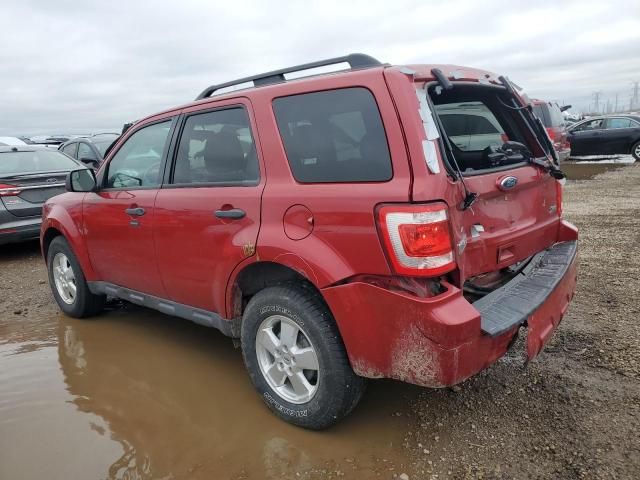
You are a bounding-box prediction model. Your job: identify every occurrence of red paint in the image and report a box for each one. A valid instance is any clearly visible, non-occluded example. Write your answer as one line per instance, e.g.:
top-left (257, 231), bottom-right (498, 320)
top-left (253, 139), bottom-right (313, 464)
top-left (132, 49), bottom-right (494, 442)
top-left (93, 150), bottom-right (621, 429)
top-left (41, 60), bottom-right (579, 388)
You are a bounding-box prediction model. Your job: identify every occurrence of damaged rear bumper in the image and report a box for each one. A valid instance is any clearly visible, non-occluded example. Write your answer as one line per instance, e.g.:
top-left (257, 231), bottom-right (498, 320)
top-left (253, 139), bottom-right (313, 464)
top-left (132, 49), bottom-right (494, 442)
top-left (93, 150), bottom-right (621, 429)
top-left (322, 222), bottom-right (578, 388)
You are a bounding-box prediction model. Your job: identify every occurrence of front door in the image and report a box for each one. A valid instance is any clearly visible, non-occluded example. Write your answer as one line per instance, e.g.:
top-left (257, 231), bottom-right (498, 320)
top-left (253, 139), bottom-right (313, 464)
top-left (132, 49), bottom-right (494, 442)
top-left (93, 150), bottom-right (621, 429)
top-left (568, 118), bottom-right (606, 155)
top-left (84, 118), bottom-right (175, 296)
top-left (154, 102), bottom-right (264, 314)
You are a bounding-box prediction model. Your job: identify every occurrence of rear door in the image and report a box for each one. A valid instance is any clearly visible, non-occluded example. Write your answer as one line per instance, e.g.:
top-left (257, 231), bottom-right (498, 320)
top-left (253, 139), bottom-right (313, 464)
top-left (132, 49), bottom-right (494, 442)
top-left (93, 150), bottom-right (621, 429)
top-left (603, 117), bottom-right (640, 154)
top-left (153, 100), bottom-right (264, 314)
top-left (83, 118), bottom-right (175, 296)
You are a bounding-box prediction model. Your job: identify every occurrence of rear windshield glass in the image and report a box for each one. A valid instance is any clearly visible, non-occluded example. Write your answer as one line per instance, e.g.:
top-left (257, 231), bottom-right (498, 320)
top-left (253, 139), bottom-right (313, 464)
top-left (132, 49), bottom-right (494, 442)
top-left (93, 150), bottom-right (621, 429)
top-left (273, 87), bottom-right (392, 183)
top-left (532, 104), bottom-right (549, 126)
top-left (533, 103), bottom-right (564, 128)
top-left (0, 149), bottom-right (78, 176)
top-left (429, 84), bottom-right (542, 173)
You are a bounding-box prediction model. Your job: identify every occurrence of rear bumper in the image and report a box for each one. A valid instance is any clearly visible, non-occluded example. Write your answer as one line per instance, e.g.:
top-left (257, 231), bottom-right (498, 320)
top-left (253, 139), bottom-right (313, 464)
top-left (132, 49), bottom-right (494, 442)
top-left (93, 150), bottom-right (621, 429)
top-left (0, 216), bottom-right (42, 245)
top-left (322, 221), bottom-right (578, 387)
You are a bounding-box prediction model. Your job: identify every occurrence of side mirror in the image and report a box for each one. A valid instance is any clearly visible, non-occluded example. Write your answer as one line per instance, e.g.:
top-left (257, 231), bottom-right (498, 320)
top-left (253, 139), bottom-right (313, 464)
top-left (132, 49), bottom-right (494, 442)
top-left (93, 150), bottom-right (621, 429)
top-left (80, 157), bottom-right (99, 168)
top-left (66, 169), bottom-right (97, 192)
top-left (560, 105), bottom-right (572, 112)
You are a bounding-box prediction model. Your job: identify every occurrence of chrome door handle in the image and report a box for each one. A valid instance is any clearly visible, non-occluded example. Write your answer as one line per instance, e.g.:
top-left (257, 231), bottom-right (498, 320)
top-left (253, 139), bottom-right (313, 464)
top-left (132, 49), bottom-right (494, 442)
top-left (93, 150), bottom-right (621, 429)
top-left (215, 208), bottom-right (245, 219)
top-left (125, 207), bottom-right (145, 216)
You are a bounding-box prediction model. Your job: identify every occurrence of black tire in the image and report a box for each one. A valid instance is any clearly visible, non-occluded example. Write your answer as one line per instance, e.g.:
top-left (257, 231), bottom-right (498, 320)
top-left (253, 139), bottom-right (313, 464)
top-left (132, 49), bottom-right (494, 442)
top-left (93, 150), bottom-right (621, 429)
top-left (47, 236), bottom-right (105, 318)
top-left (632, 141), bottom-right (640, 161)
top-left (240, 284), bottom-right (366, 429)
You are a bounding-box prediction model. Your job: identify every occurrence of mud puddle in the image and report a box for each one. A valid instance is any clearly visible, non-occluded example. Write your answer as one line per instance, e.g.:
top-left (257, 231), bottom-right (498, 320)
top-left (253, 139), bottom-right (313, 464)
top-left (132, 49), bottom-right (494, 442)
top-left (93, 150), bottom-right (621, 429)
top-left (561, 160), bottom-right (630, 180)
top-left (0, 246), bottom-right (420, 480)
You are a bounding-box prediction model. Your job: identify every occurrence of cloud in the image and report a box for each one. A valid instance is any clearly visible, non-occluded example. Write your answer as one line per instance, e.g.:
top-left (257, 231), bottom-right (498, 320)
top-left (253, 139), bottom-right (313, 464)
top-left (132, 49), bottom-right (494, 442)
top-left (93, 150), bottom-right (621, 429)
top-left (1, 0), bottom-right (639, 135)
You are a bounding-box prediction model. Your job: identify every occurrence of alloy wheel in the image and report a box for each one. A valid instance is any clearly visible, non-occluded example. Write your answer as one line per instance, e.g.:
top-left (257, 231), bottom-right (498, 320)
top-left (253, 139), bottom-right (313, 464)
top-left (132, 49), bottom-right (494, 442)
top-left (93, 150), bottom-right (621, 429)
top-left (255, 314), bottom-right (320, 404)
top-left (52, 252), bottom-right (77, 305)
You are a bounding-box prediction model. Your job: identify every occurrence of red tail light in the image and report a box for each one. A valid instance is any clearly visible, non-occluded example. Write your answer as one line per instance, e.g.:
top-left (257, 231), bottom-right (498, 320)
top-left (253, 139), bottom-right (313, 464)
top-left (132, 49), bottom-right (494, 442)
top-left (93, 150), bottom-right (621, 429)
top-left (0, 184), bottom-right (21, 197)
top-left (545, 127), bottom-right (556, 141)
top-left (377, 203), bottom-right (456, 277)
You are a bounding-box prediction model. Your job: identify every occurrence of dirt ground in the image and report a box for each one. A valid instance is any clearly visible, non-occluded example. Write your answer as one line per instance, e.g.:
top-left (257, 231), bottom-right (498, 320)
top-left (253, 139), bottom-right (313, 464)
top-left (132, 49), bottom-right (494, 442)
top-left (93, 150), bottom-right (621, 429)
top-left (1, 163), bottom-right (639, 480)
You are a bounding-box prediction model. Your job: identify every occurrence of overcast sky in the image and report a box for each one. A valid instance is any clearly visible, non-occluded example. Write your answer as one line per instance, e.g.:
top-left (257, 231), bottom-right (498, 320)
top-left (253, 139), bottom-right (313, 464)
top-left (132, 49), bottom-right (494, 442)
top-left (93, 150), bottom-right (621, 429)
top-left (1, 0), bottom-right (639, 136)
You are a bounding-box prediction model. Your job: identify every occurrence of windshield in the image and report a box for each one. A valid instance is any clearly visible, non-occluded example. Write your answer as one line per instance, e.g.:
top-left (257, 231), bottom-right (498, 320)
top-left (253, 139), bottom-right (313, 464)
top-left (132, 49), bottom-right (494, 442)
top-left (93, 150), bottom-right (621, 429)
top-left (0, 150), bottom-right (78, 176)
top-left (93, 136), bottom-right (119, 156)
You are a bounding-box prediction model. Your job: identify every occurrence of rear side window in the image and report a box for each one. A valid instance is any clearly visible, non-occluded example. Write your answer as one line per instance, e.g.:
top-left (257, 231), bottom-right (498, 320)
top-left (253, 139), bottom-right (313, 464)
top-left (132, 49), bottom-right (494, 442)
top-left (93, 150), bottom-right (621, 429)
top-left (532, 104), bottom-right (549, 126)
top-left (607, 118), bottom-right (636, 129)
top-left (172, 107), bottom-right (259, 185)
top-left (78, 142), bottom-right (98, 161)
top-left (273, 87), bottom-right (392, 183)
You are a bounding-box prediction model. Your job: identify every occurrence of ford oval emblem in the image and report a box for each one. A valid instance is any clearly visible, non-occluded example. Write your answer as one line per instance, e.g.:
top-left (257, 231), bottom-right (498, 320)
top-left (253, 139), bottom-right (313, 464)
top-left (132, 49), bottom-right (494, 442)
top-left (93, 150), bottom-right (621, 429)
top-left (498, 176), bottom-right (518, 191)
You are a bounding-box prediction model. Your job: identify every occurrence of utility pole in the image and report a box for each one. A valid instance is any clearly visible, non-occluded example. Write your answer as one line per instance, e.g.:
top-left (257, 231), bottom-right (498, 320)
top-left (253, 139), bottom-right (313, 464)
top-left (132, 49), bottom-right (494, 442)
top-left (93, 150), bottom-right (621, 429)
top-left (592, 91), bottom-right (602, 114)
top-left (632, 81), bottom-right (639, 110)
top-left (614, 93), bottom-right (618, 113)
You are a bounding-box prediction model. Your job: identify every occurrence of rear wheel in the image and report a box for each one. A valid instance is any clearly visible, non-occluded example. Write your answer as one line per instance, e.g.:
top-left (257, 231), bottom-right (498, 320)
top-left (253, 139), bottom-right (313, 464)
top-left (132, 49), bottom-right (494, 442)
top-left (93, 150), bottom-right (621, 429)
top-left (240, 284), bottom-right (366, 429)
top-left (47, 236), bottom-right (105, 318)
top-left (632, 141), bottom-right (640, 161)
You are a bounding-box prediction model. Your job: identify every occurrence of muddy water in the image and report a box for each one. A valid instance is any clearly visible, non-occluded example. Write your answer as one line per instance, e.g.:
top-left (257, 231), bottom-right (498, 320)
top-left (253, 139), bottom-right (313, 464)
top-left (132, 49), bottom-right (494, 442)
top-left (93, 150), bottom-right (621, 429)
top-left (0, 252), bottom-right (421, 480)
top-left (562, 159), bottom-right (632, 180)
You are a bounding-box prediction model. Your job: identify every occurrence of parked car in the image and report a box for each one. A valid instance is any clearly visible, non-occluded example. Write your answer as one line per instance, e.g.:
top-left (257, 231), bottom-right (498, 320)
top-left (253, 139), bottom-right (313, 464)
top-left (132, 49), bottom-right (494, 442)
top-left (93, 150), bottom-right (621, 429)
top-left (41, 54), bottom-right (578, 429)
top-left (0, 136), bottom-right (28, 146)
top-left (531, 99), bottom-right (571, 161)
top-left (0, 146), bottom-right (84, 245)
top-left (567, 115), bottom-right (640, 159)
top-left (59, 133), bottom-right (120, 168)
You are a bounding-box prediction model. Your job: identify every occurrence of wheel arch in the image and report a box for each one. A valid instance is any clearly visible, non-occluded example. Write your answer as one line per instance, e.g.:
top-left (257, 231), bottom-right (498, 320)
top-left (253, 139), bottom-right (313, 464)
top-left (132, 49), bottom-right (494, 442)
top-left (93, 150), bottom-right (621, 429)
top-left (226, 260), bottom-right (327, 320)
top-left (41, 211), bottom-right (97, 281)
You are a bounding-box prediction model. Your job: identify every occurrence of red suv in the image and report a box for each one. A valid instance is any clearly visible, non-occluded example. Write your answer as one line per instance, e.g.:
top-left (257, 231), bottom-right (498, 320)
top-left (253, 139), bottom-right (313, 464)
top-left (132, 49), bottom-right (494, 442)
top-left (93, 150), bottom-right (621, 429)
top-left (41, 54), bottom-right (578, 429)
top-left (531, 99), bottom-right (571, 161)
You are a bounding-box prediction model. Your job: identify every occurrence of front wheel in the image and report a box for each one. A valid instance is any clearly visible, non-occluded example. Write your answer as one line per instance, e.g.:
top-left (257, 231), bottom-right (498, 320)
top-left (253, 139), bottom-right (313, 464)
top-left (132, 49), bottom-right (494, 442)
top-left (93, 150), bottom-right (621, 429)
top-left (47, 236), bottom-right (105, 318)
top-left (240, 284), bottom-right (366, 429)
top-left (631, 141), bottom-right (640, 161)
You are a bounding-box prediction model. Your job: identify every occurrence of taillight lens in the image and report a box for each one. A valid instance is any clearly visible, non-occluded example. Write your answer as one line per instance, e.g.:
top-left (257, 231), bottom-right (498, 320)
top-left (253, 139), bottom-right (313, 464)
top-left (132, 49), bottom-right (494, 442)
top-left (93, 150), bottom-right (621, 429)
top-left (0, 184), bottom-right (21, 197)
top-left (377, 203), bottom-right (456, 277)
top-left (545, 127), bottom-right (556, 141)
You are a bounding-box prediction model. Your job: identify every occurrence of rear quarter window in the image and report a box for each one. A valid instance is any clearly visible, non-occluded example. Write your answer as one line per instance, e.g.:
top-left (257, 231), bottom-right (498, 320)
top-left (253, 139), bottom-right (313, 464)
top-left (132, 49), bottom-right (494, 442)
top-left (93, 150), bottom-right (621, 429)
top-left (272, 87), bottom-right (392, 183)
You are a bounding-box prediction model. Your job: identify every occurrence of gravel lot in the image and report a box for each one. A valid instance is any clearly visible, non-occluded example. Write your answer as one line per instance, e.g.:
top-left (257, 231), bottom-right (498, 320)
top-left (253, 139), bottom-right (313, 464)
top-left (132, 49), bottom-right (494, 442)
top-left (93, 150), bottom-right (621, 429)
top-left (401, 163), bottom-right (640, 479)
top-left (1, 163), bottom-right (638, 480)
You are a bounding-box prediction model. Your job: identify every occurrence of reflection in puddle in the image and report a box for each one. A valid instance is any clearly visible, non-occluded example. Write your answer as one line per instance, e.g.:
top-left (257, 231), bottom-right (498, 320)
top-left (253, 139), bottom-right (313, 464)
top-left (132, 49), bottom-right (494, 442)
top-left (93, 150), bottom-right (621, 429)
top-left (1, 304), bottom-right (420, 479)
